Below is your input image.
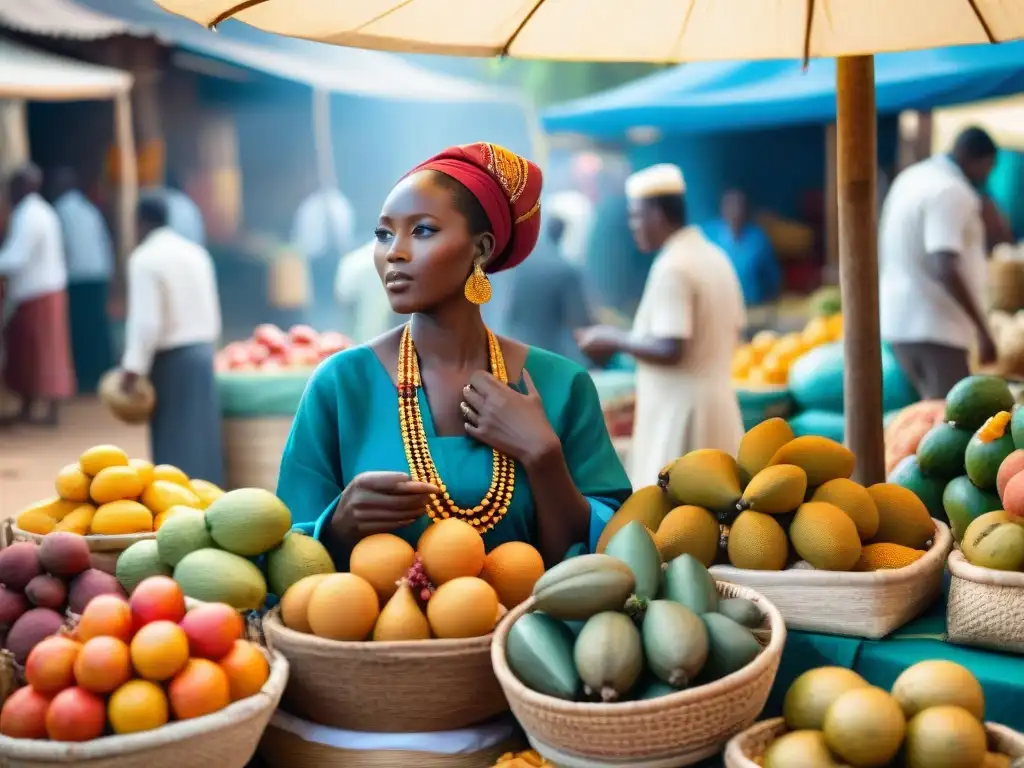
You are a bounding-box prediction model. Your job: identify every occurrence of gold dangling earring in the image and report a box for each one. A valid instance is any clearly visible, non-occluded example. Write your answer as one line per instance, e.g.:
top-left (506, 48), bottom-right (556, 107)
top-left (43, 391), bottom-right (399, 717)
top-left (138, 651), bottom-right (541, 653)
top-left (464, 261), bottom-right (492, 305)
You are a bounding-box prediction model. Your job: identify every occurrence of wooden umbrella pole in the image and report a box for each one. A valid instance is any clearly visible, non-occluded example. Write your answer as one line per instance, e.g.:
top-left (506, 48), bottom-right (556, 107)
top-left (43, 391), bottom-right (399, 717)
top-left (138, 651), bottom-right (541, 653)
top-left (836, 55), bottom-right (884, 485)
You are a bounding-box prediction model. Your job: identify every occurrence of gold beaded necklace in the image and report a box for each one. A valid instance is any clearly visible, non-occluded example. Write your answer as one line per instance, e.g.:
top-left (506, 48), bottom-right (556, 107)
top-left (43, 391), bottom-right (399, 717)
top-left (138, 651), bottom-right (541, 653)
top-left (398, 324), bottom-right (515, 533)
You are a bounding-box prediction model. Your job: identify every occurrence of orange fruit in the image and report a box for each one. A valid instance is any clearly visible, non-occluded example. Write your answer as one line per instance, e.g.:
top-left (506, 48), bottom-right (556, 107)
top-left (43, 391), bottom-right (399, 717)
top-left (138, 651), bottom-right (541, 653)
top-left (25, 636), bottom-right (81, 696)
top-left (130, 620), bottom-right (190, 681)
top-left (131, 575), bottom-right (186, 628)
top-left (55, 464), bottom-right (91, 503)
top-left (77, 594), bottom-right (133, 643)
top-left (130, 459), bottom-right (155, 487)
top-left (108, 679), bottom-right (169, 734)
top-left (0, 686), bottom-right (51, 738)
top-left (141, 480), bottom-right (201, 516)
top-left (218, 640), bottom-right (270, 701)
top-left (426, 576), bottom-right (499, 639)
top-left (479, 542), bottom-right (545, 609)
top-left (418, 519), bottom-right (485, 585)
top-left (179, 603), bottom-right (244, 660)
top-left (350, 533), bottom-right (416, 602)
top-left (306, 573), bottom-right (379, 641)
top-left (151, 464), bottom-right (190, 487)
top-left (74, 636), bottom-right (132, 694)
top-left (78, 445), bottom-right (130, 477)
top-left (168, 659), bottom-right (231, 720)
top-left (89, 465), bottom-right (145, 505)
top-left (279, 574), bottom-right (329, 633)
top-left (45, 687), bottom-right (106, 742)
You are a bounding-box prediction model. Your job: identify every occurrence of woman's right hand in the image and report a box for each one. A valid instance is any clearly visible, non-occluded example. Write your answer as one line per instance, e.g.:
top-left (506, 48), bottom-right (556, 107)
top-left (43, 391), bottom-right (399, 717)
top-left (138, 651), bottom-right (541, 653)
top-left (333, 471), bottom-right (438, 542)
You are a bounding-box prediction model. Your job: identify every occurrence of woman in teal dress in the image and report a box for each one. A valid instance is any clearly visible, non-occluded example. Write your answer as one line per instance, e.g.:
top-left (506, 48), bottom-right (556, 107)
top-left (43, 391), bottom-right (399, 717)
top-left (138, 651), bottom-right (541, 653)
top-left (277, 143), bottom-right (632, 567)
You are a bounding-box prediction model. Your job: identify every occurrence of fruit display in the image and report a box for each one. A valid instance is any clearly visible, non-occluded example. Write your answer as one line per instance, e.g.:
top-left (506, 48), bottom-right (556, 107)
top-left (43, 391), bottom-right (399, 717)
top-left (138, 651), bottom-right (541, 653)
top-left (15, 444), bottom-right (227, 537)
top-left (0, 533), bottom-right (126, 664)
top-left (494, 750), bottom-right (554, 766)
top-left (755, 660), bottom-right (1010, 768)
top-left (279, 520), bottom-right (544, 641)
top-left (600, 419), bottom-right (937, 574)
top-left (732, 314), bottom-right (843, 387)
top-left (215, 324), bottom-right (353, 373)
top-left (0, 576), bottom-right (270, 742)
top-left (505, 524), bottom-right (765, 703)
top-left (884, 399), bottom-right (947, 475)
top-left (115, 488), bottom-right (335, 610)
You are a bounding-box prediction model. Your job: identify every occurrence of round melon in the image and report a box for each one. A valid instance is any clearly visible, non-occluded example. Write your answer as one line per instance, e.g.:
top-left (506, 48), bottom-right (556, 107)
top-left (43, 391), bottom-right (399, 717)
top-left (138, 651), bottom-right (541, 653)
top-left (205, 489), bottom-right (292, 557)
top-left (115, 539), bottom-right (171, 594)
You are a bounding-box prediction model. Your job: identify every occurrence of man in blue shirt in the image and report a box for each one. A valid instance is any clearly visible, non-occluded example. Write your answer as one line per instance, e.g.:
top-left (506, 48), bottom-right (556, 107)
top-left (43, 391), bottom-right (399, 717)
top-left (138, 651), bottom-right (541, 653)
top-left (703, 190), bottom-right (781, 307)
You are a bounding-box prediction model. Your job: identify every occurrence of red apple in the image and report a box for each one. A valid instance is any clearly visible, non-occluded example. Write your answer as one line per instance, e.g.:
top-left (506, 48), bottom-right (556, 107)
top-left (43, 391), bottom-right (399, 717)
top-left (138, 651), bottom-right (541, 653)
top-left (130, 576), bottom-right (186, 630)
top-left (253, 324), bottom-right (289, 353)
top-left (288, 325), bottom-right (319, 346)
top-left (179, 603), bottom-right (244, 660)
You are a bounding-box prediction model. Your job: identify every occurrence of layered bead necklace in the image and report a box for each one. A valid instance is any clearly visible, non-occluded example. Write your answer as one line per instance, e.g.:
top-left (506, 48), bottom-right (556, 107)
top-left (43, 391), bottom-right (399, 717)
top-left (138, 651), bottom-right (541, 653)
top-left (397, 324), bottom-right (515, 533)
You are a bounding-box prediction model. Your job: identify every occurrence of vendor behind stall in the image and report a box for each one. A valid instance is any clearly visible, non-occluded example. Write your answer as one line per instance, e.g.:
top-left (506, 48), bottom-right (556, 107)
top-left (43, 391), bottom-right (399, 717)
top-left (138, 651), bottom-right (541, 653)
top-left (703, 189), bottom-right (781, 307)
top-left (277, 142), bottom-right (631, 567)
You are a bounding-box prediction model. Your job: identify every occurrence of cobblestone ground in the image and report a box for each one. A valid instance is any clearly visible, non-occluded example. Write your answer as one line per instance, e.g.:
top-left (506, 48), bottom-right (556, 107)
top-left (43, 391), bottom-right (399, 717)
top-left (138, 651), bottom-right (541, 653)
top-left (0, 397), bottom-right (148, 521)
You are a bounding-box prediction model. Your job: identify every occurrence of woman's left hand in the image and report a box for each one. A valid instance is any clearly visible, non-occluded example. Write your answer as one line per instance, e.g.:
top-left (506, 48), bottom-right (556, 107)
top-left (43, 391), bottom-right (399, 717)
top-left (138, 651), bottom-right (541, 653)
top-left (462, 370), bottom-right (559, 467)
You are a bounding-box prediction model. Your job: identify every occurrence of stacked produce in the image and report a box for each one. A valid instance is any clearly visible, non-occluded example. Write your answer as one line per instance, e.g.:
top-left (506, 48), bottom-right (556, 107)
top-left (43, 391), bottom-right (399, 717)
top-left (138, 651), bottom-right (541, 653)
top-left (0, 533), bottom-right (125, 663)
top-left (600, 419), bottom-right (936, 574)
top-left (758, 661), bottom-right (1009, 768)
top-left (279, 519), bottom-right (544, 641)
top-left (732, 314), bottom-right (843, 387)
top-left (506, 524), bottom-right (764, 702)
top-left (116, 488), bottom-right (334, 610)
top-left (0, 576), bottom-right (270, 741)
top-left (215, 324), bottom-right (353, 372)
top-left (15, 444), bottom-right (225, 536)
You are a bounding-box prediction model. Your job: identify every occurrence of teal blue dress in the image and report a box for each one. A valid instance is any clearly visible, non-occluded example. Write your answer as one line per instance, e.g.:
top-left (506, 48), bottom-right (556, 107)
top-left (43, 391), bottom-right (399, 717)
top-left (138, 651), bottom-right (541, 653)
top-left (276, 344), bottom-right (632, 567)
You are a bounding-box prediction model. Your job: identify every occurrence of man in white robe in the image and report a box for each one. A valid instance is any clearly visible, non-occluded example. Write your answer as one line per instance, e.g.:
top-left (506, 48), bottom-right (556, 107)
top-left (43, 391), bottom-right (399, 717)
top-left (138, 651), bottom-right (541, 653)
top-left (577, 164), bottom-right (746, 487)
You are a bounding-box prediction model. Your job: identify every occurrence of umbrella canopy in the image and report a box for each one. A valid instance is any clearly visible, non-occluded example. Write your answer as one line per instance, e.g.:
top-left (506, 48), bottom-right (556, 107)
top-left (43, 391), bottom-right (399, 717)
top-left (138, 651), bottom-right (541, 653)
top-left (153, 0), bottom-right (1022, 61)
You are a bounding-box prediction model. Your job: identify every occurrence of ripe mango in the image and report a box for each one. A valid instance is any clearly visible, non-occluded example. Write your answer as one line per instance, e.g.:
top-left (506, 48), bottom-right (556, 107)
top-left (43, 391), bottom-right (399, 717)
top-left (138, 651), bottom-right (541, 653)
top-left (661, 450), bottom-right (742, 513)
top-left (737, 417), bottom-right (794, 481)
top-left (961, 511), bottom-right (1024, 571)
top-left (769, 436), bottom-right (855, 487)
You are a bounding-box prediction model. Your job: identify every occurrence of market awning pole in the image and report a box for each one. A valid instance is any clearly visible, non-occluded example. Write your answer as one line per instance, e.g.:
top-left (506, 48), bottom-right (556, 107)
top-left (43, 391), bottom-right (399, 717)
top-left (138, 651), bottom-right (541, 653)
top-left (113, 91), bottom-right (138, 266)
top-left (836, 55), bottom-right (884, 485)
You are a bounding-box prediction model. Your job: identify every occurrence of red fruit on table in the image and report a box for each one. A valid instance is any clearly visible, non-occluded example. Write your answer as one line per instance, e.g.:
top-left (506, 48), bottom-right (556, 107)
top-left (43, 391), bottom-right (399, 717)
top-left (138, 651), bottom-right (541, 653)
top-left (179, 603), bottom-right (244, 660)
top-left (318, 332), bottom-right (352, 356)
top-left (253, 324), bottom-right (289, 353)
top-left (288, 325), bottom-right (319, 346)
top-left (246, 343), bottom-right (270, 365)
top-left (45, 687), bottom-right (106, 741)
top-left (0, 685), bottom-right (52, 739)
top-left (130, 576), bottom-right (186, 629)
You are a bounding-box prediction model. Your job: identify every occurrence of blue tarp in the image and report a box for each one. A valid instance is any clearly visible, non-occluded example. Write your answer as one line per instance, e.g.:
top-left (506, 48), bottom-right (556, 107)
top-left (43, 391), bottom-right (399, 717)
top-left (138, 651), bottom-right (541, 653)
top-left (544, 43), bottom-right (1024, 138)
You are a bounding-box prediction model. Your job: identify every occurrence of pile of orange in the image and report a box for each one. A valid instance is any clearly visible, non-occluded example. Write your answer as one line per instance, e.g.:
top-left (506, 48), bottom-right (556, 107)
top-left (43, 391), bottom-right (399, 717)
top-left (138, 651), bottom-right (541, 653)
top-left (15, 444), bottom-right (225, 537)
top-left (0, 576), bottom-right (270, 742)
top-left (733, 313), bottom-right (844, 387)
top-left (280, 519), bottom-right (545, 642)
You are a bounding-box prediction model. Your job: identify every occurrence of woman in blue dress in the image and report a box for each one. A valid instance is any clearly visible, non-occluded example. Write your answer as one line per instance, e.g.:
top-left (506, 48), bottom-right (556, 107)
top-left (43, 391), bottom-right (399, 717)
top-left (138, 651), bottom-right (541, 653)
top-left (276, 143), bottom-right (632, 567)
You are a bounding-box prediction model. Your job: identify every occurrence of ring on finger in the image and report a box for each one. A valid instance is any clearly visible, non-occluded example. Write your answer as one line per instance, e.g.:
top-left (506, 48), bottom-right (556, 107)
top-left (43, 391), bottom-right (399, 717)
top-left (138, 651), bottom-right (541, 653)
top-left (461, 401), bottom-right (474, 419)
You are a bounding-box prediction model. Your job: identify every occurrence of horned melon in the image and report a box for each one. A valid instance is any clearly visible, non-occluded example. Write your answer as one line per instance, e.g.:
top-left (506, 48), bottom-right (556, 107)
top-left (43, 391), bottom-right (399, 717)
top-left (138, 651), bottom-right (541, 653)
top-left (867, 482), bottom-right (935, 549)
top-left (603, 521), bottom-right (662, 600)
top-left (660, 449), bottom-right (742, 512)
top-left (531, 554), bottom-right (635, 621)
top-left (768, 436), bottom-right (856, 487)
top-left (596, 486), bottom-right (674, 553)
top-left (506, 611), bottom-right (580, 700)
top-left (739, 465), bottom-right (807, 515)
top-left (789, 502), bottom-right (862, 571)
top-left (855, 542), bottom-right (925, 571)
top-left (654, 505), bottom-right (720, 566)
top-left (810, 478), bottom-right (879, 540)
top-left (573, 611), bottom-right (643, 702)
top-left (726, 510), bottom-right (789, 570)
top-left (662, 553), bottom-right (719, 614)
top-left (641, 600), bottom-right (708, 687)
top-left (737, 417), bottom-right (795, 482)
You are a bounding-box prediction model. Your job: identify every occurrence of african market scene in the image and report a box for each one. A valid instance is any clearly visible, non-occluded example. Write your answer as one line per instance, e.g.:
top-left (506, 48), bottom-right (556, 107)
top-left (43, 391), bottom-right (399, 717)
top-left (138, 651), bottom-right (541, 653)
top-left (2, 0), bottom-right (1024, 766)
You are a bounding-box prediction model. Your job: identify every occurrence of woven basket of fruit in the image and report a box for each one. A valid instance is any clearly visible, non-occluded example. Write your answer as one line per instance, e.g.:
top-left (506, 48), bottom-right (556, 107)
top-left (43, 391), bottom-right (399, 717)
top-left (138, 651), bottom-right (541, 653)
top-left (490, 563), bottom-right (786, 767)
top-left (947, 548), bottom-right (1024, 653)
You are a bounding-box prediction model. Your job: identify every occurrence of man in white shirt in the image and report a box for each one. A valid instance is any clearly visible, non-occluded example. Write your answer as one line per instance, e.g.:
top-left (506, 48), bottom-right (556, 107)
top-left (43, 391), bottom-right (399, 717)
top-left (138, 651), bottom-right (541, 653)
top-left (0, 163), bottom-right (75, 427)
top-left (879, 127), bottom-right (999, 399)
top-left (120, 196), bottom-right (224, 485)
top-left (576, 164), bottom-right (746, 486)
top-left (145, 172), bottom-right (206, 247)
top-left (51, 167), bottom-right (115, 394)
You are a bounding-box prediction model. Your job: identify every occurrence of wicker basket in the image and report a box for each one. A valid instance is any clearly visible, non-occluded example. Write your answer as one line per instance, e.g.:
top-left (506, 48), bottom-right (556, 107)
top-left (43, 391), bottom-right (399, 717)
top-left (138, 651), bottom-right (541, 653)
top-left (0, 650), bottom-right (288, 768)
top-left (710, 520), bottom-right (953, 639)
top-left (262, 607), bottom-right (508, 733)
top-left (947, 549), bottom-right (1024, 653)
top-left (723, 717), bottom-right (1024, 767)
top-left (222, 417), bottom-right (293, 491)
top-left (491, 582), bottom-right (786, 767)
top-left (6, 520), bottom-right (153, 576)
top-left (989, 258), bottom-right (1024, 314)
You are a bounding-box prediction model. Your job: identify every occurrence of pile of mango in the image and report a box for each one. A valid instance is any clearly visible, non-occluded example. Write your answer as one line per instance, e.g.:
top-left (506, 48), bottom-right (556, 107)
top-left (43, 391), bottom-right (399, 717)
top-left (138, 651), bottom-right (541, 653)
top-left (888, 374), bottom-right (1024, 572)
top-left (732, 314), bottom-right (843, 388)
top-left (600, 419), bottom-right (936, 574)
top-left (506, 527), bottom-right (764, 703)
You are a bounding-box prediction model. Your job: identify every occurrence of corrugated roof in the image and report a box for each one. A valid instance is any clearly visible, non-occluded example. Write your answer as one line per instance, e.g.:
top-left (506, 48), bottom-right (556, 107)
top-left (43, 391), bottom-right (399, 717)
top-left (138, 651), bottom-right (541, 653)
top-left (0, 35), bottom-right (132, 99)
top-left (0, 0), bottom-right (142, 40)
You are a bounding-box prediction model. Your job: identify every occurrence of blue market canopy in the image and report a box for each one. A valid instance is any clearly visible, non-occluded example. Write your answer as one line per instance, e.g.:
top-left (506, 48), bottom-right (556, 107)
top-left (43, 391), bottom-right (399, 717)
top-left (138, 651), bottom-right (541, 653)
top-left (543, 42), bottom-right (1024, 138)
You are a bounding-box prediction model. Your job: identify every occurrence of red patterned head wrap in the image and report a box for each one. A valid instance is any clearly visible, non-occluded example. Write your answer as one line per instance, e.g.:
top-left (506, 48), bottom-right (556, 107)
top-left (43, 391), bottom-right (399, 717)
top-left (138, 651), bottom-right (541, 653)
top-left (405, 142), bottom-right (543, 273)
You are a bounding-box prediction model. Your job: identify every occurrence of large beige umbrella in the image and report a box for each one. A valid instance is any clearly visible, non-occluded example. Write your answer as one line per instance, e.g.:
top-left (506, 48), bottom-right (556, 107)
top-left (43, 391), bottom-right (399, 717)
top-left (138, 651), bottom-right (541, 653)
top-left (153, 0), bottom-right (1024, 485)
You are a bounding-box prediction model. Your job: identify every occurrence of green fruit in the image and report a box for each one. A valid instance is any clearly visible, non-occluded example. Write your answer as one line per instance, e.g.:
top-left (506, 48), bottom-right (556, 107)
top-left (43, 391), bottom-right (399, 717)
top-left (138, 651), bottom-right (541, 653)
top-left (505, 612), bottom-right (580, 700)
top-left (916, 422), bottom-right (972, 479)
top-left (661, 449), bottom-right (742, 512)
top-left (699, 612), bottom-right (760, 682)
top-left (823, 687), bottom-right (906, 768)
top-left (945, 375), bottom-right (1014, 431)
top-left (156, 509), bottom-right (213, 567)
top-left (943, 475), bottom-right (1002, 543)
top-left (204, 488), bottom-right (292, 557)
top-left (634, 677), bottom-right (680, 700)
top-left (763, 730), bottom-right (841, 768)
top-left (961, 511), bottom-right (1024, 571)
top-left (641, 600), bottom-right (708, 687)
top-left (573, 611), bottom-right (643, 702)
top-left (596, 486), bottom-right (675, 554)
top-left (532, 554), bottom-right (635, 621)
top-left (716, 597), bottom-right (763, 628)
top-left (115, 539), bottom-right (171, 594)
top-left (266, 531), bottom-right (335, 597)
top-left (604, 521), bottom-right (662, 600)
top-left (905, 706), bottom-right (987, 768)
top-left (965, 430), bottom-right (1015, 491)
top-left (783, 666), bottom-right (870, 731)
top-left (888, 455), bottom-right (948, 523)
top-left (1012, 406), bottom-right (1024, 449)
top-left (662, 553), bottom-right (719, 614)
top-left (173, 548), bottom-right (268, 611)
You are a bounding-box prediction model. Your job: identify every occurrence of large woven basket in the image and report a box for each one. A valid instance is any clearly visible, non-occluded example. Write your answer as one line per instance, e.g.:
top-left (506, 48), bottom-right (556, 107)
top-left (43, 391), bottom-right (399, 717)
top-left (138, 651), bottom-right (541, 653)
top-left (491, 582), bottom-right (786, 767)
top-left (222, 417), bottom-right (292, 491)
top-left (947, 549), bottom-right (1024, 653)
top-left (262, 607), bottom-right (508, 732)
top-left (710, 520), bottom-right (952, 639)
top-left (6, 519), bottom-right (153, 576)
top-left (989, 258), bottom-right (1024, 313)
top-left (0, 650), bottom-right (288, 768)
top-left (723, 717), bottom-right (1024, 767)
